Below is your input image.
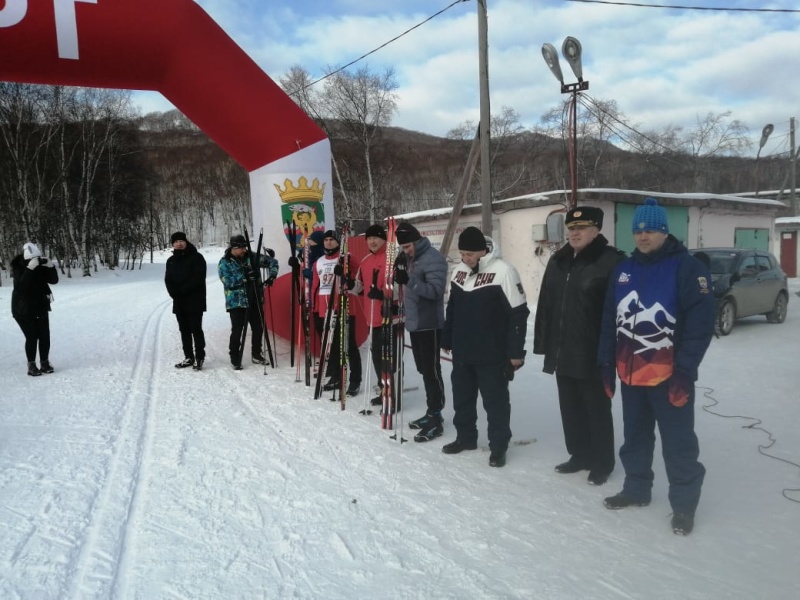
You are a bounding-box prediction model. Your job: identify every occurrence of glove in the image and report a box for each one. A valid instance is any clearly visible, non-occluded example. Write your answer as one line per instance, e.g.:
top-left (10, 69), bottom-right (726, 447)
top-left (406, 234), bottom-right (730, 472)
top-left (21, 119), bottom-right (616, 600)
top-left (394, 263), bottom-right (409, 285)
top-left (41, 257), bottom-right (54, 268)
top-left (245, 269), bottom-right (258, 282)
top-left (288, 256), bottom-right (300, 269)
top-left (344, 277), bottom-right (356, 291)
top-left (333, 264), bottom-right (344, 277)
top-left (367, 286), bottom-right (384, 301)
top-left (265, 275), bottom-right (276, 287)
top-left (27, 257), bottom-right (42, 270)
top-left (668, 371), bottom-right (692, 407)
top-left (600, 364), bottom-right (616, 399)
top-left (265, 248), bottom-right (275, 258)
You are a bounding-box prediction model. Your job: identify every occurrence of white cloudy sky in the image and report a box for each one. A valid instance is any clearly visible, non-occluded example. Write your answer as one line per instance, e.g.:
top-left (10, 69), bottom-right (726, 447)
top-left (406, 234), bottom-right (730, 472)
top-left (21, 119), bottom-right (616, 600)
top-left (135, 0), bottom-right (800, 157)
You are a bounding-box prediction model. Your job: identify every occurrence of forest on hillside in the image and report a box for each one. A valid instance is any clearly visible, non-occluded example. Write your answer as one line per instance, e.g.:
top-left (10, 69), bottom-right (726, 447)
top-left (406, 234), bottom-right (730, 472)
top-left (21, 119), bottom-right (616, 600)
top-left (1, 76), bottom-right (795, 276)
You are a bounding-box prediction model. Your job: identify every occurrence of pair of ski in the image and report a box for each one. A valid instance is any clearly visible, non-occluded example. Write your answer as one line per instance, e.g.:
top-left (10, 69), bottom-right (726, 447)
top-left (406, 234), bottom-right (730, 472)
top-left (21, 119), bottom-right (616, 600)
top-left (243, 227), bottom-right (275, 371)
top-left (313, 225), bottom-right (351, 411)
top-left (378, 217), bottom-right (406, 442)
top-left (286, 221), bottom-right (312, 386)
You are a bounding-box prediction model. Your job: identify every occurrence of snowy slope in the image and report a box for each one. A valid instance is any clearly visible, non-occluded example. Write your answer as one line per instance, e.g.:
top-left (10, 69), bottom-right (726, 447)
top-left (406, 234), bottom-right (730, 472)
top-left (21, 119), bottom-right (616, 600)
top-left (0, 248), bottom-right (798, 600)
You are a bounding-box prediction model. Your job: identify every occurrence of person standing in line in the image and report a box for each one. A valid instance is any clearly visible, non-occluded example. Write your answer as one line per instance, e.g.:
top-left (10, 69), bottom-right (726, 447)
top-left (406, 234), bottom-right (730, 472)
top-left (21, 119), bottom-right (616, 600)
top-left (165, 231), bottom-right (208, 370)
top-left (311, 230), bottom-right (362, 396)
top-left (533, 207), bottom-right (625, 485)
top-left (352, 224), bottom-right (397, 407)
top-left (599, 197), bottom-right (715, 535)
top-left (393, 222), bottom-right (448, 443)
top-left (440, 226), bottom-right (529, 468)
top-left (11, 242), bottom-right (59, 376)
top-left (218, 234), bottom-right (279, 370)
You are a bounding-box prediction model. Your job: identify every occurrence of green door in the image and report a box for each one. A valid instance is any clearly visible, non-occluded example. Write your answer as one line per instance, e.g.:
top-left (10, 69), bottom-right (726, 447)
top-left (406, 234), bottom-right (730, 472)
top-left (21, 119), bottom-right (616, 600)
top-left (615, 203), bottom-right (689, 254)
top-left (734, 229), bottom-right (769, 251)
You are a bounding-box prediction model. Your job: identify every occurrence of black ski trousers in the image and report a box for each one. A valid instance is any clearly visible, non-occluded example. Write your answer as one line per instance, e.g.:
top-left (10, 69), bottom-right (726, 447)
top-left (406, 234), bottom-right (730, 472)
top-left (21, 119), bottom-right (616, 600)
top-left (175, 308), bottom-right (205, 361)
top-left (555, 373), bottom-right (615, 476)
top-left (451, 361), bottom-right (511, 453)
top-left (15, 315), bottom-right (51, 363)
top-left (409, 329), bottom-right (445, 415)
top-left (228, 306), bottom-right (263, 365)
top-left (314, 314), bottom-right (362, 385)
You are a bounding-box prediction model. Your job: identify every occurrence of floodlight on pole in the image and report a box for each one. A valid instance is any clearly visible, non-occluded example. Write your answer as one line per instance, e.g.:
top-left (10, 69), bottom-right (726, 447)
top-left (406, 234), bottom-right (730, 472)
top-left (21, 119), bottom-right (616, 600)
top-left (755, 123), bottom-right (774, 197)
top-left (541, 36), bottom-right (589, 209)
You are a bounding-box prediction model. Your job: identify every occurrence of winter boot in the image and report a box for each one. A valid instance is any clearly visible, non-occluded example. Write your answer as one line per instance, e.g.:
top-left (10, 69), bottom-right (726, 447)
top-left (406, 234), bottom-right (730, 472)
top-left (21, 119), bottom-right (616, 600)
top-left (232, 363), bottom-right (243, 371)
top-left (27, 361), bottom-right (42, 377)
top-left (193, 359), bottom-right (204, 371)
top-left (39, 360), bottom-right (55, 374)
top-left (489, 451), bottom-right (507, 468)
top-left (323, 378), bottom-right (341, 392)
top-left (671, 512), bottom-right (695, 535)
top-left (409, 413), bottom-right (437, 430)
top-left (346, 382), bottom-right (361, 397)
top-left (603, 493), bottom-right (650, 510)
top-left (252, 353), bottom-right (267, 365)
top-left (175, 357), bottom-right (194, 369)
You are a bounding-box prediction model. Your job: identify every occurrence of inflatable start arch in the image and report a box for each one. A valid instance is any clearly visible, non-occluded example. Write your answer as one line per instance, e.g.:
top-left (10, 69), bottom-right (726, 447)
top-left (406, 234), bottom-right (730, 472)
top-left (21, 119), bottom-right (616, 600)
top-left (0, 0), bottom-right (336, 342)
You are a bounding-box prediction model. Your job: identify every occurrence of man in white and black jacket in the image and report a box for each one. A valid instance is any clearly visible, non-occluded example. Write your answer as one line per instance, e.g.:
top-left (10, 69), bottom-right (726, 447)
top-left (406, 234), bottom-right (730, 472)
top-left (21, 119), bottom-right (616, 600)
top-left (441, 226), bottom-right (529, 468)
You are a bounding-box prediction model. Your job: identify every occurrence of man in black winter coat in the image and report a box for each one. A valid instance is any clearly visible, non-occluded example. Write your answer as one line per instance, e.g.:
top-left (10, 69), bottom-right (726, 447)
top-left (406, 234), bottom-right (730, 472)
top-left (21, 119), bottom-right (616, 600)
top-left (165, 232), bottom-right (207, 370)
top-left (11, 242), bottom-right (59, 376)
top-left (533, 207), bottom-right (625, 486)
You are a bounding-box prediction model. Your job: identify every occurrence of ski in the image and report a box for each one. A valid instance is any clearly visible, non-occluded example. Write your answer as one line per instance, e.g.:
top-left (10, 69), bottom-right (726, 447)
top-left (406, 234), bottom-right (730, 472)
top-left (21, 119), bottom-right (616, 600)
top-left (286, 221), bottom-right (299, 369)
top-left (302, 236), bottom-right (312, 386)
top-left (314, 274), bottom-right (339, 400)
top-left (380, 217), bottom-right (398, 430)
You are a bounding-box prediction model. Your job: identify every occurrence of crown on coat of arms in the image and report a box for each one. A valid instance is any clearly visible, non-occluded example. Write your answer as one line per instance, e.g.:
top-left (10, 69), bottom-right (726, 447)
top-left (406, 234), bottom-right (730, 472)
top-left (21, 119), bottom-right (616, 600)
top-left (274, 177), bottom-right (325, 203)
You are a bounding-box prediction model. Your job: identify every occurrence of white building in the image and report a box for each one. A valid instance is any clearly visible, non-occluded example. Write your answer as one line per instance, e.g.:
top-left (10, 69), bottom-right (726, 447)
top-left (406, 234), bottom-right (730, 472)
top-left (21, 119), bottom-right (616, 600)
top-left (395, 188), bottom-right (789, 301)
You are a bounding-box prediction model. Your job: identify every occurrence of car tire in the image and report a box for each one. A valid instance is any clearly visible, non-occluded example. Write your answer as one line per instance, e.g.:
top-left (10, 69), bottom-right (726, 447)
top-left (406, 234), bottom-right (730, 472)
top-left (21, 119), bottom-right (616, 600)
top-left (717, 299), bottom-right (735, 336)
top-left (766, 292), bottom-right (788, 324)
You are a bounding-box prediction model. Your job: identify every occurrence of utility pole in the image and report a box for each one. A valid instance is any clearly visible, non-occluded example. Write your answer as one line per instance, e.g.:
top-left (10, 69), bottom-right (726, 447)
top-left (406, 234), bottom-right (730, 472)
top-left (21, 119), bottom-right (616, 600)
top-left (477, 0), bottom-right (492, 236)
top-left (790, 117), bottom-right (797, 214)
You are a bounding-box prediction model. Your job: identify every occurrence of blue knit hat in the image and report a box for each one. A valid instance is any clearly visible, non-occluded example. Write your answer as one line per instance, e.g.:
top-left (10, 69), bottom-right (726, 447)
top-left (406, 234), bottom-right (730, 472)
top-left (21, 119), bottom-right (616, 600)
top-left (632, 197), bottom-right (669, 234)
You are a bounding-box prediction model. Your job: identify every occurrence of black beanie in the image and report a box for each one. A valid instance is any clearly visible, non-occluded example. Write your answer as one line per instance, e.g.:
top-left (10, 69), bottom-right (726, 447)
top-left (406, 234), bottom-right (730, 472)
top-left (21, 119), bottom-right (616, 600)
top-left (323, 229), bottom-right (340, 243)
top-left (364, 224), bottom-right (387, 240)
top-left (395, 222), bottom-right (421, 245)
top-left (170, 231), bottom-right (187, 244)
top-left (229, 234), bottom-right (248, 248)
top-left (458, 226), bottom-right (487, 251)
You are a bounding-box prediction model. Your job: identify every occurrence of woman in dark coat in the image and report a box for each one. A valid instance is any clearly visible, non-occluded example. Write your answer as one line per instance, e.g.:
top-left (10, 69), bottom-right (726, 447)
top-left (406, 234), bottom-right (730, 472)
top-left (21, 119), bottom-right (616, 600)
top-left (533, 207), bottom-right (624, 485)
top-left (11, 242), bottom-right (59, 376)
top-left (164, 232), bottom-right (207, 370)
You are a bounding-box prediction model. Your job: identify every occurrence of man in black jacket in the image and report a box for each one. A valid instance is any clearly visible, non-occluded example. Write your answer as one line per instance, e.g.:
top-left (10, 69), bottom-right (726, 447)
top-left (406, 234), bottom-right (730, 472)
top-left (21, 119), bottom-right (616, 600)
top-left (165, 232), bottom-right (207, 370)
top-left (441, 227), bottom-right (529, 468)
top-left (533, 207), bottom-right (624, 485)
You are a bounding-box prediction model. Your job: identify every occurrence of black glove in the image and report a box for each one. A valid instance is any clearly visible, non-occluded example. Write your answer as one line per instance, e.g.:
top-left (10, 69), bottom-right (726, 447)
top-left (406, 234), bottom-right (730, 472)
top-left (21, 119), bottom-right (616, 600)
top-left (344, 277), bottom-right (356, 291)
top-left (245, 269), bottom-right (258, 282)
top-left (333, 264), bottom-right (344, 277)
top-left (265, 275), bottom-right (276, 287)
top-left (394, 263), bottom-right (409, 285)
top-left (288, 256), bottom-right (300, 269)
top-left (265, 248), bottom-right (275, 258)
top-left (367, 286), bottom-right (384, 301)
top-left (302, 267), bottom-right (312, 280)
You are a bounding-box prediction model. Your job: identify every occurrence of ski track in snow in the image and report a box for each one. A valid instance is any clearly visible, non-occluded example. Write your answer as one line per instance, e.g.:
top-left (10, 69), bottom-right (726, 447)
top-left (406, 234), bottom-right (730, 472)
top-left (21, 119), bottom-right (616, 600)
top-left (68, 298), bottom-right (171, 599)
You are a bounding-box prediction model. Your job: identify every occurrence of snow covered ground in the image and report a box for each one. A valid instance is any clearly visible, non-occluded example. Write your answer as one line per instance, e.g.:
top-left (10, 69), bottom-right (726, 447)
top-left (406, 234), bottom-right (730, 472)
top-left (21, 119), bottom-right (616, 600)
top-left (1, 247), bottom-right (798, 600)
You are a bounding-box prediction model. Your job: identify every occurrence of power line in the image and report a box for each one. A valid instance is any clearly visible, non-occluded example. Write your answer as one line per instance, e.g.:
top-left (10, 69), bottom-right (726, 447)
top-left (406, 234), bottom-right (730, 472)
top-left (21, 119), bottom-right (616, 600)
top-left (565, 0), bottom-right (800, 12)
top-left (292, 0), bottom-right (471, 95)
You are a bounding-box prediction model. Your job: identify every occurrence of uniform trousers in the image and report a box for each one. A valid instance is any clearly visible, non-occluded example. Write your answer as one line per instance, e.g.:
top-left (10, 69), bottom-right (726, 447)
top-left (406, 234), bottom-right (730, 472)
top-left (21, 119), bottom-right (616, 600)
top-left (451, 361), bottom-right (511, 453)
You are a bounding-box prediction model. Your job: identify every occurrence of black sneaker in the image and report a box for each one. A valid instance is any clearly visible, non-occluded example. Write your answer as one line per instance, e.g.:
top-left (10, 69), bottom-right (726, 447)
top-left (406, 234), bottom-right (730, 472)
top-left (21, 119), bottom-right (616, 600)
top-left (346, 383), bottom-right (361, 397)
top-left (555, 460), bottom-right (587, 474)
top-left (370, 395), bottom-right (383, 406)
top-left (409, 413), bottom-right (436, 430)
top-left (489, 451), bottom-right (506, 468)
top-left (27, 362), bottom-right (42, 377)
top-left (40, 360), bottom-right (55, 374)
top-left (252, 354), bottom-right (267, 365)
top-left (193, 359), bottom-right (204, 371)
top-left (671, 512), bottom-right (695, 535)
top-left (442, 439), bottom-right (478, 454)
top-left (232, 363), bottom-right (243, 371)
top-left (414, 420), bottom-right (443, 442)
top-left (323, 378), bottom-right (341, 392)
top-left (175, 358), bottom-right (194, 368)
top-left (603, 493), bottom-right (650, 510)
